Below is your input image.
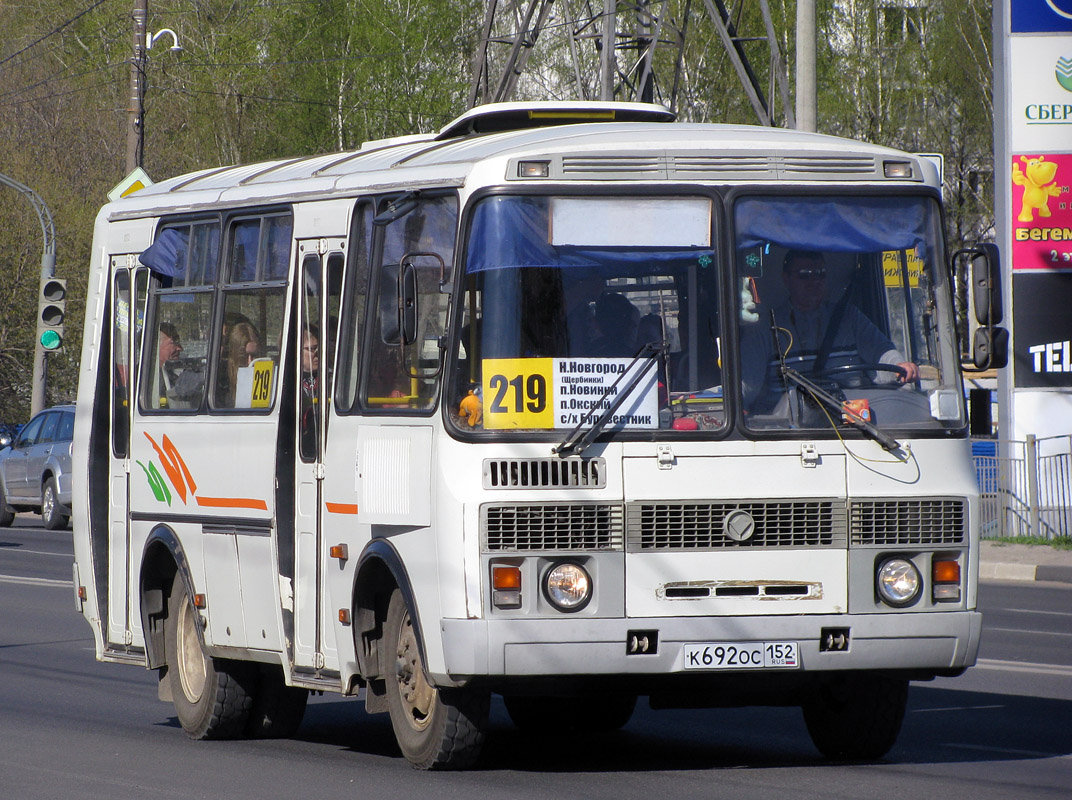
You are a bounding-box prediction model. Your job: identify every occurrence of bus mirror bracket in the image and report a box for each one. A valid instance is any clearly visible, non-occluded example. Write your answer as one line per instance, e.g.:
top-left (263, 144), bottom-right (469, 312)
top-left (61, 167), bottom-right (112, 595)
top-left (399, 259), bottom-right (418, 346)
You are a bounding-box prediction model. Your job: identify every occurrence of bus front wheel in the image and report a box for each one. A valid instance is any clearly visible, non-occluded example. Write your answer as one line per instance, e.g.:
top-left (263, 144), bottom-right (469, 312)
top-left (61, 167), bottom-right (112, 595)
top-left (165, 572), bottom-right (254, 739)
top-left (383, 589), bottom-right (489, 769)
top-left (801, 672), bottom-right (907, 760)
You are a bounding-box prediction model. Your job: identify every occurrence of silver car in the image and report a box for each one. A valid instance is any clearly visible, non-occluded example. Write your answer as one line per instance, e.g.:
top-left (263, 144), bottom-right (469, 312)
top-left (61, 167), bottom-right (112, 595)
top-left (0, 405), bottom-right (75, 530)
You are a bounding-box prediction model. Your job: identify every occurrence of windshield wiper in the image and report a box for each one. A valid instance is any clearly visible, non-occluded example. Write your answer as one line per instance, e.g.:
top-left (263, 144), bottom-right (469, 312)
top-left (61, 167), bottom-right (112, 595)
top-left (779, 365), bottom-right (903, 454)
top-left (553, 342), bottom-right (665, 457)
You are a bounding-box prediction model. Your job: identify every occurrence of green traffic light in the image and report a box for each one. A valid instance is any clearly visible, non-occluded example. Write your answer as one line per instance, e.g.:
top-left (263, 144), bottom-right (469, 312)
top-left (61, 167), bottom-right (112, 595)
top-left (40, 329), bottom-right (62, 350)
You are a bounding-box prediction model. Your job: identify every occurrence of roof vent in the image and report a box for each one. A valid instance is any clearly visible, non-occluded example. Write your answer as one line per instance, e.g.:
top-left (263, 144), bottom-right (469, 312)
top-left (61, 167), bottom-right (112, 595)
top-left (437, 101), bottom-right (675, 140)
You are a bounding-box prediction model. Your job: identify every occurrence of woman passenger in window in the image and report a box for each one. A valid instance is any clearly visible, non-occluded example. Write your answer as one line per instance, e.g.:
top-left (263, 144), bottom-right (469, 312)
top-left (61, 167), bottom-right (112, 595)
top-left (225, 321), bottom-right (263, 405)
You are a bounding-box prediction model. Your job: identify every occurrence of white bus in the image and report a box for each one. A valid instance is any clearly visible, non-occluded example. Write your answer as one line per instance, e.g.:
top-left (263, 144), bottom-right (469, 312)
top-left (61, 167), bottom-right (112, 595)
top-left (73, 101), bottom-right (994, 769)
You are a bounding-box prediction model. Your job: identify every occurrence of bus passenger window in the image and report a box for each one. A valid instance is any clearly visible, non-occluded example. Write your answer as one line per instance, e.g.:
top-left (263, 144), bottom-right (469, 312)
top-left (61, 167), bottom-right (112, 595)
top-left (143, 295), bottom-right (212, 411)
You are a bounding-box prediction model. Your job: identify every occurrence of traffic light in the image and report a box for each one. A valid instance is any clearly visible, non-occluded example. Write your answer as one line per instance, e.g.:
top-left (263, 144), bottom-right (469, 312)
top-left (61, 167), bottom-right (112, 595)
top-left (37, 277), bottom-right (66, 351)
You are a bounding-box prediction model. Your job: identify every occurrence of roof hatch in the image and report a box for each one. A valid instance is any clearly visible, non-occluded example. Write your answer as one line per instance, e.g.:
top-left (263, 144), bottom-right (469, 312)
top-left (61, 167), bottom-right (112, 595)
top-left (436, 100), bottom-right (676, 140)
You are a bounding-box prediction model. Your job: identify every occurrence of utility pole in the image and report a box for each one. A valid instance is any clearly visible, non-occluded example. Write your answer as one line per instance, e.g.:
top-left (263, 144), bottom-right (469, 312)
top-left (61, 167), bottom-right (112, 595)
top-left (795, 0), bottom-right (817, 131)
top-left (127, 0), bottom-right (148, 174)
top-left (0, 173), bottom-right (57, 417)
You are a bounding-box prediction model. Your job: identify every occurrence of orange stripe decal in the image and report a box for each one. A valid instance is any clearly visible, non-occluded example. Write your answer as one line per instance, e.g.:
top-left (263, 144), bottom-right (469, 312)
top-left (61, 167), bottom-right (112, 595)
top-left (196, 496), bottom-right (269, 511)
top-left (325, 502), bottom-right (359, 515)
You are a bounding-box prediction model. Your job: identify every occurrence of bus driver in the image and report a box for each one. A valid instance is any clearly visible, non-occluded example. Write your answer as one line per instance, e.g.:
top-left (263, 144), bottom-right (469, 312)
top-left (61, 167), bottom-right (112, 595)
top-left (741, 250), bottom-right (919, 413)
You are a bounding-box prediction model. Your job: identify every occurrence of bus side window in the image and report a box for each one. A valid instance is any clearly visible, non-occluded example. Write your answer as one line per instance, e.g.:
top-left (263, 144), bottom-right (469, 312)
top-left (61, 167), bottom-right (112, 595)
top-left (336, 202), bottom-right (373, 414)
top-left (363, 194), bottom-right (457, 412)
top-left (138, 220), bottom-right (219, 413)
top-left (211, 213), bottom-right (291, 411)
top-left (143, 292), bottom-right (212, 411)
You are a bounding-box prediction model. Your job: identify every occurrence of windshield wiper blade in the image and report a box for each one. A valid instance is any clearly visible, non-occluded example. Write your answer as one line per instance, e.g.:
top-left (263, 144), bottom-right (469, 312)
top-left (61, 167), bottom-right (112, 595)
top-left (780, 364), bottom-right (903, 454)
top-left (553, 342), bottom-right (664, 457)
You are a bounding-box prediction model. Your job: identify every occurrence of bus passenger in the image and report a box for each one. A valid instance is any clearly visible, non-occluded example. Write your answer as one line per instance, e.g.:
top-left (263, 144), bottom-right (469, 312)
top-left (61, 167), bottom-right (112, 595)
top-left (300, 327), bottom-right (320, 457)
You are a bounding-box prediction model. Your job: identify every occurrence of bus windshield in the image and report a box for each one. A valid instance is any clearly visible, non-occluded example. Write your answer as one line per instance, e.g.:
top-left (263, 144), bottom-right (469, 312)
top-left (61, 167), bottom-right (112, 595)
top-left (736, 194), bottom-right (963, 433)
top-left (449, 193), bottom-right (724, 434)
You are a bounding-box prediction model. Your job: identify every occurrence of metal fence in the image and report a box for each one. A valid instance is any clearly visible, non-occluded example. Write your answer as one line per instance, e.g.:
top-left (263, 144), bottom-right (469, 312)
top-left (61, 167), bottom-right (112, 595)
top-left (973, 435), bottom-right (1072, 540)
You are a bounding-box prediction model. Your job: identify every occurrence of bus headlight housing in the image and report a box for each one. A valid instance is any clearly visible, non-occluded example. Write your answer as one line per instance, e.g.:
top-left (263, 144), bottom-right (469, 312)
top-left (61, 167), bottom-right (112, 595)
top-left (543, 562), bottom-right (592, 612)
top-left (876, 557), bottom-right (921, 607)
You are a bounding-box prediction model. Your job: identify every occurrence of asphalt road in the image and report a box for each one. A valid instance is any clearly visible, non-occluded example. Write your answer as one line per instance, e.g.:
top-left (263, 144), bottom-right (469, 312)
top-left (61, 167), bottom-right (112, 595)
top-left (2, 516), bottom-right (1069, 799)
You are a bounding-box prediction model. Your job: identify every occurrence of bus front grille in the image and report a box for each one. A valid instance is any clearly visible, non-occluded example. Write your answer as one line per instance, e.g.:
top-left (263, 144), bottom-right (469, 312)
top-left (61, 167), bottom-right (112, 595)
top-left (481, 503), bottom-right (624, 551)
top-left (626, 500), bottom-right (844, 551)
top-left (850, 498), bottom-right (966, 545)
top-left (483, 457), bottom-right (606, 489)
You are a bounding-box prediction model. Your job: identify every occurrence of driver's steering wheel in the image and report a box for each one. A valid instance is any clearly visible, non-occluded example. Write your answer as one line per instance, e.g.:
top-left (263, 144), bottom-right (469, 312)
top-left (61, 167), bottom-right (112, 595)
top-left (814, 363), bottom-right (910, 386)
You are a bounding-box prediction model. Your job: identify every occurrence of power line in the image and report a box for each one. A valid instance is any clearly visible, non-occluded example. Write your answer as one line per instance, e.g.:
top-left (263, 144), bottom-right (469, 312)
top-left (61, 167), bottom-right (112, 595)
top-left (0, 0), bottom-right (110, 72)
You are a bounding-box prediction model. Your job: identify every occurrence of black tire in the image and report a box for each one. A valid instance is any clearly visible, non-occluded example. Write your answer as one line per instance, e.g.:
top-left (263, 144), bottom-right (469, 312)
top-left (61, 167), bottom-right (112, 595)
top-left (504, 693), bottom-right (637, 733)
top-left (0, 484), bottom-right (13, 527)
top-left (41, 478), bottom-right (68, 530)
top-left (383, 589), bottom-right (489, 769)
top-left (802, 673), bottom-right (908, 760)
top-left (246, 665), bottom-right (309, 738)
top-left (164, 572), bottom-right (255, 739)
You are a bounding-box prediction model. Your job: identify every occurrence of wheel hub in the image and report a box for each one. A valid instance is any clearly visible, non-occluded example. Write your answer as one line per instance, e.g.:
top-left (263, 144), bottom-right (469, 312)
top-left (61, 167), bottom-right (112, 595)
top-left (176, 593), bottom-right (207, 703)
top-left (394, 613), bottom-right (435, 731)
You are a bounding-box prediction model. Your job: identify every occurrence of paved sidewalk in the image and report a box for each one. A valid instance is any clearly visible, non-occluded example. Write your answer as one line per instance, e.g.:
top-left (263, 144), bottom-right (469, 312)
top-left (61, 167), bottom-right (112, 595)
top-left (981, 540), bottom-right (1072, 584)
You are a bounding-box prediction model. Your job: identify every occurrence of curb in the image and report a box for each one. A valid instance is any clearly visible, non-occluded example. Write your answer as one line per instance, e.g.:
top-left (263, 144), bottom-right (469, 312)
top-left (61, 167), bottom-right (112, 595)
top-left (981, 562), bottom-right (1072, 584)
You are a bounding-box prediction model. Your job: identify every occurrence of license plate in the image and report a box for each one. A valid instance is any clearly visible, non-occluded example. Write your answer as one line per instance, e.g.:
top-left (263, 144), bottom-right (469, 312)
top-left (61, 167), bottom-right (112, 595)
top-left (682, 641), bottom-right (799, 670)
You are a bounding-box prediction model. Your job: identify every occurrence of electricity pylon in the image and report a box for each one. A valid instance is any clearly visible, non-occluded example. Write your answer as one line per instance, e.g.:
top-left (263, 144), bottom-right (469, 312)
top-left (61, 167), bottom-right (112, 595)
top-left (467, 0), bottom-right (794, 127)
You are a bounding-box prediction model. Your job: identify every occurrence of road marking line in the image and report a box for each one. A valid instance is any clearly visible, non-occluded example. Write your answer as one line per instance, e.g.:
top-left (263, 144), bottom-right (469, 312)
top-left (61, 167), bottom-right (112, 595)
top-left (974, 658), bottom-right (1072, 677)
top-left (913, 704), bottom-right (1005, 713)
top-left (988, 626), bottom-right (1072, 638)
top-left (943, 743), bottom-right (1066, 758)
top-left (0, 574), bottom-right (70, 588)
top-left (1005, 607), bottom-right (1072, 618)
top-left (0, 548), bottom-right (73, 557)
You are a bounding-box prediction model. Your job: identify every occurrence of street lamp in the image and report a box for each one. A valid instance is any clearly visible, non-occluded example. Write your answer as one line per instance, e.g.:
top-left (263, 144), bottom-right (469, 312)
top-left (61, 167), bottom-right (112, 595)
top-left (126, 0), bottom-right (182, 174)
top-left (146, 28), bottom-right (182, 52)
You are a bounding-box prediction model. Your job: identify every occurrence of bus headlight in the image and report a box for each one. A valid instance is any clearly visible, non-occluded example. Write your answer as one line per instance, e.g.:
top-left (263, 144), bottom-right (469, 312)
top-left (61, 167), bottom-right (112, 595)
top-left (876, 557), bottom-right (921, 607)
top-left (543, 563), bottom-right (592, 612)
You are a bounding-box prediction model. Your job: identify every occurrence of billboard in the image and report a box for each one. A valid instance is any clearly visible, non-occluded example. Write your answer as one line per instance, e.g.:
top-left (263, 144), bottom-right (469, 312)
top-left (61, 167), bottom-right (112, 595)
top-left (1012, 0), bottom-right (1072, 33)
top-left (1013, 272), bottom-right (1072, 387)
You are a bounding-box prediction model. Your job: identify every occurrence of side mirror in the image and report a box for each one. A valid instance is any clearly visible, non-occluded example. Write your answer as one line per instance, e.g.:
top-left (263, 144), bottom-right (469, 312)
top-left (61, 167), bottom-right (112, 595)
top-left (378, 262), bottom-right (418, 345)
top-left (972, 325), bottom-right (1009, 370)
top-left (968, 242), bottom-right (1003, 325)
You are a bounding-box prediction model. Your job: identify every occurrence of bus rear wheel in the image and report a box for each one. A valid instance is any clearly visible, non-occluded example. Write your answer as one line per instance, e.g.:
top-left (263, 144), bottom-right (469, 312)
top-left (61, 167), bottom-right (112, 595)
top-left (165, 572), bottom-right (254, 739)
top-left (383, 589), bottom-right (489, 769)
top-left (801, 672), bottom-right (907, 760)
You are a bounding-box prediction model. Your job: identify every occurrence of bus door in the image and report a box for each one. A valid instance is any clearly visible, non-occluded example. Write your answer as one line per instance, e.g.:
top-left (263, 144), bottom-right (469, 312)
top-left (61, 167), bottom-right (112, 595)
top-left (106, 257), bottom-right (147, 647)
top-left (293, 240), bottom-right (345, 673)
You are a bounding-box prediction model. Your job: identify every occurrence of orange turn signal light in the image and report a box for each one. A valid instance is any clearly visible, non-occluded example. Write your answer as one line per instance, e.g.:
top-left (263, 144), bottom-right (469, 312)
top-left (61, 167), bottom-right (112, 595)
top-left (329, 544), bottom-right (349, 560)
top-left (493, 565), bottom-right (522, 590)
top-left (933, 560), bottom-right (960, 584)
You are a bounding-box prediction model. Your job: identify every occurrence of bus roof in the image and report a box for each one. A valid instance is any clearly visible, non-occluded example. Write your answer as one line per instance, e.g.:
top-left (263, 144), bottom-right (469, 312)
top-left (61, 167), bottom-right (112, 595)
top-left (104, 104), bottom-right (934, 220)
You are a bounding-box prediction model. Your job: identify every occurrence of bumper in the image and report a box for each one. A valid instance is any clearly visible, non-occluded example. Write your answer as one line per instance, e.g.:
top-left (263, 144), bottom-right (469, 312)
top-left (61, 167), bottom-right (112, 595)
top-left (438, 610), bottom-right (982, 680)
